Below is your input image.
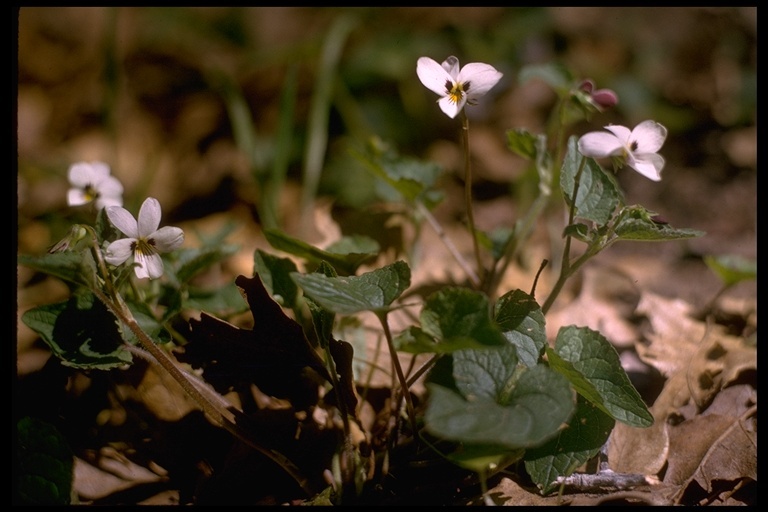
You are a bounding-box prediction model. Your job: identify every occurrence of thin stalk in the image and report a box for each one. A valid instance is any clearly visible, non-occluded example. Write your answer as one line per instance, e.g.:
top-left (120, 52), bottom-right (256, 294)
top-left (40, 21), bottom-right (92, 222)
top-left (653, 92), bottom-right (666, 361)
top-left (416, 201), bottom-right (480, 287)
top-left (541, 156), bottom-right (588, 315)
top-left (459, 110), bottom-right (484, 287)
top-left (377, 312), bottom-right (418, 436)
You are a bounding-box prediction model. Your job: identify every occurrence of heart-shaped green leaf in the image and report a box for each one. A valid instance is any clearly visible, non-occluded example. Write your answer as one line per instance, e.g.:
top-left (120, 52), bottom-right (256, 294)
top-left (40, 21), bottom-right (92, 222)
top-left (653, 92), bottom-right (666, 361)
top-left (291, 260), bottom-right (410, 314)
top-left (425, 362), bottom-right (575, 449)
top-left (494, 289), bottom-right (547, 367)
top-left (560, 136), bottom-right (621, 225)
top-left (549, 325), bottom-right (653, 427)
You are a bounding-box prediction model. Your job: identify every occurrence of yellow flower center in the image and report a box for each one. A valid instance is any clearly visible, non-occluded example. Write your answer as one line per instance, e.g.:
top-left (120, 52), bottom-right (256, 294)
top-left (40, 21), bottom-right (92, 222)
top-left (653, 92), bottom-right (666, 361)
top-left (84, 184), bottom-right (100, 202)
top-left (445, 80), bottom-right (471, 105)
top-left (132, 238), bottom-right (157, 257)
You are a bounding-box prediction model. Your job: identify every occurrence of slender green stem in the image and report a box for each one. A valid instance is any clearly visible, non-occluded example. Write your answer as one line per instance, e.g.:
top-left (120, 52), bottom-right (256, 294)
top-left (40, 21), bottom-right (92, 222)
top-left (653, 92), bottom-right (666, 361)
top-left (487, 191), bottom-right (549, 295)
top-left (83, 226), bottom-right (112, 296)
top-left (459, 110), bottom-right (484, 287)
top-left (541, 156), bottom-right (587, 315)
top-left (377, 312), bottom-right (418, 436)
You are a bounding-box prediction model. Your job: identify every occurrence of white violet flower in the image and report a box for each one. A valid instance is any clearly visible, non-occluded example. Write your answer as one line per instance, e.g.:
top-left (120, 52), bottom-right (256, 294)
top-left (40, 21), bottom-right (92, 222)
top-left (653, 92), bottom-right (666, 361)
top-left (577, 120), bottom-right (668, 181)
top-left (67, 161), bottom-right (124, 209)
top-left (105, 197), bottom-right (184, 280)
top-left (416, 55), bottom-right (503, 119)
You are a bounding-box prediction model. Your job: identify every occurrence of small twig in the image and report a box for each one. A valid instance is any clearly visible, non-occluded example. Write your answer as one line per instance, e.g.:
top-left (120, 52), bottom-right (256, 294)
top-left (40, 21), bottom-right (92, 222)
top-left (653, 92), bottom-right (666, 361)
top-left (556, 469), bottom-right (655, 493)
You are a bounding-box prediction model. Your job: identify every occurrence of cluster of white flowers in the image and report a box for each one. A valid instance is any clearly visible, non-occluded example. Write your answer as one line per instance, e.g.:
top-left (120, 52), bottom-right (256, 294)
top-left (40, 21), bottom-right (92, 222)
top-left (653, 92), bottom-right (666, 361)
top-left (417, 55), bottom-right (667, 181)
top-left (66, 162), bottom-right (184, 279)
top-left (59, 56), bottom-right (668, 283)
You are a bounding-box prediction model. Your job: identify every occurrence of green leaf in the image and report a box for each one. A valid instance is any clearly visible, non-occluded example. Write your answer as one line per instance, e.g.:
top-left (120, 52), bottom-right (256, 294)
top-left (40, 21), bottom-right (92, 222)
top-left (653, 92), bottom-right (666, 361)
top-left (184, 282), bottom-right (249, 317)
top-left (16, 417), bottom-right (73, 505)
top-left (395, 325), bottom-right (500, 354)
top-left (562, 223), bottom-right (591, 243)
top-left (121, 299), bottom-right (171, 345)
top-left (560, 136), bottom-right (621, 225)
top-left (524, 395), bottom-right (616, 495)
top-left (614, 205), bottom-right (705, 242)
top-left (253, 249), bottom-right (301, 309)
top-left (264, 228), bottom-right (378, 275)
top-left (291, 260), bottom-right (410, 315)
top-left (444, 443), bottom-right (525, 474)
top-left (21, 292), bottom-right (132, 370)
top-left (506, 128), bottom-right (540, 160)
top-left (425, 363), bottom-right (575, 449)
top-left (305, 261), bottom-right (338, 347)
top-left (350, 138), bottom-right (443, 204)
top-left (174, 245), bottom-right (239, 283)
top-left (419, 288), bottom-right (507, 350)
top-left (18, 251), bottom-right (98, 289)
top-left (494, 289), bottom-right (547, 367)
top-left (549, 325), bottom-right (653, 427)
top-left (453, 345), bottom-right (519, 401)
top-left (704, 254), bottom-right (757, 287)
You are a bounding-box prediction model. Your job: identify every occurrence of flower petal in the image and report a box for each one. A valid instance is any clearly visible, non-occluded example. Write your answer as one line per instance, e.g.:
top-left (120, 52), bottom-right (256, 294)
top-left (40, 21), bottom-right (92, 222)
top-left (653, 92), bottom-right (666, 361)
top-left (629, 153), bottom-right (664, 181)
top-left (441, 55), bottom-right (460, 78)
top-left (99, 175), bottom-right (124, 198)
top-left (151, 226), bottom-right (185, 252)
top-left (135, 252), bottom-right (164, 280)
top-left (577, 132), bottom-right (625, 158)
top-left (137, 198), bottom-right (162, 238)
top-left (604, 124), bottom-right (631, 143)
top-left (106, 206), bottom-right (139, 238)
top-left (67, 189), bottom-right (90, 207)
top-left (68, 162), bottom-right (109, 187)
top-left (95, 195), bottom-right (124, 210)
top-left (417, 57), bottom-right (452, 96)
top-left (438, 95), bottom-right (464, 119)
top-left (104, 238), bottom-right (135, 266)
top-left (458, 62), bottom-right (503, 99)
top-left (631, 120), bottom-right (667, 153)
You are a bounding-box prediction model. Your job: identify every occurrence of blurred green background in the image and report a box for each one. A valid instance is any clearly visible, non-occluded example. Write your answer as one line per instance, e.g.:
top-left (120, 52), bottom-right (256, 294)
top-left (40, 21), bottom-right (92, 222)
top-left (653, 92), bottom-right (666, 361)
top-left (17, 6), bottom-right (756, 283)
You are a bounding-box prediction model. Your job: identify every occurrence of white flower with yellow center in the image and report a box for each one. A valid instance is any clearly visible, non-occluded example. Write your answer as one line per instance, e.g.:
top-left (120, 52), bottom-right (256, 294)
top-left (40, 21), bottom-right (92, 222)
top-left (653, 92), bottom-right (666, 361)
top-left (105, 197), bottom-right (184, 280)
top-left (416, 55), bottom-right (503, 119)
top-left (577, 120), bottom-right (668, 181)
top-left (67, 161), bottom-right (124, 209)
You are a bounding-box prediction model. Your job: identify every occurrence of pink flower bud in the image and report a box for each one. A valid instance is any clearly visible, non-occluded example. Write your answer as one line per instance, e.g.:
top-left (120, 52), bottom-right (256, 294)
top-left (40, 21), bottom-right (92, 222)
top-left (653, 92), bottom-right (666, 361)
top-left (590, 88), bottom-right (619, 110)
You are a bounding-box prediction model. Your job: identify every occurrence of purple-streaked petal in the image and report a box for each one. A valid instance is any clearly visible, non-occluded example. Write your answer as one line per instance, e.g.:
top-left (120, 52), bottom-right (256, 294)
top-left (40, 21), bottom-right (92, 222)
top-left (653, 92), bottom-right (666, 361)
top-left (631, 120), bottom-right (667, 153)
top-left (438, 95), bottom-right (464, 119)
top-left (137, 198), bottom-right (162, 238)
top-left (134, 252), bottom-right (164, 280)
top-left (441, 56), bottom-right (460, 78)
top-left (417, 57), bottom-right (453, 96)
top-left (577, 132), bottom-right (625, 158)
top-left (458, 62), bottom-right (503, 98)
top-left (604, 124), bottom-right (631, 143)
top-left (629, 153), bottom-right (664, 181)
top-left (104, 238), bottom-right (135, 266)
top-left (106, 206), bottom-right (139, 238)
top-left (151, 226), bottom-right (185, 252)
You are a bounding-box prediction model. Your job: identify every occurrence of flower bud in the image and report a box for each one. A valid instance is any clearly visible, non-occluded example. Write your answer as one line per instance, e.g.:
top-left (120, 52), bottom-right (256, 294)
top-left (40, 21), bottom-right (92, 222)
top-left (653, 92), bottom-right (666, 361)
top-left (590, 88), bottom-right (619, 110)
